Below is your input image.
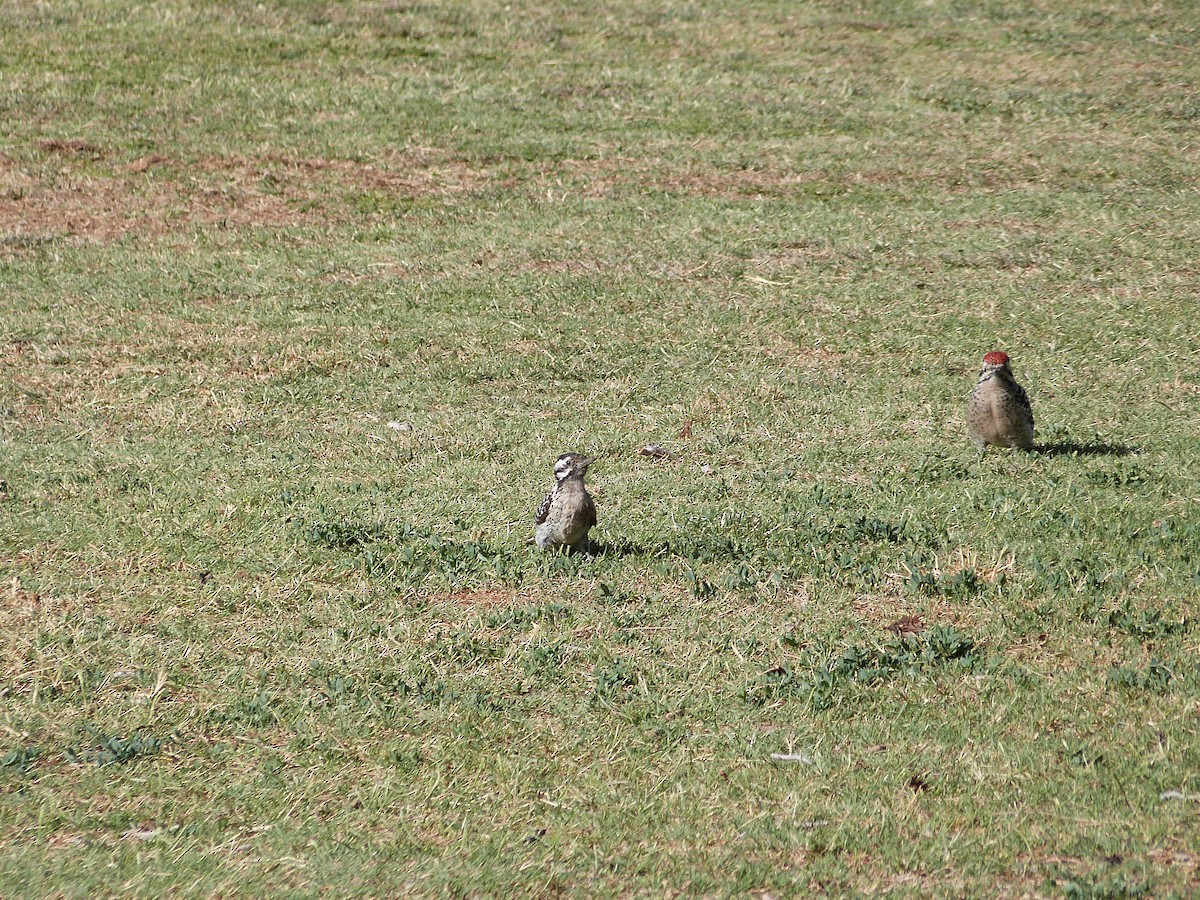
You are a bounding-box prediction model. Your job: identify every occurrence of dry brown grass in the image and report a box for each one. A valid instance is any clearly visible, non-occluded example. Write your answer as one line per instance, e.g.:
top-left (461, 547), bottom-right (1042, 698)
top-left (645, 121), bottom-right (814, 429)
top-left (0, 148), bottom-right (492, 246)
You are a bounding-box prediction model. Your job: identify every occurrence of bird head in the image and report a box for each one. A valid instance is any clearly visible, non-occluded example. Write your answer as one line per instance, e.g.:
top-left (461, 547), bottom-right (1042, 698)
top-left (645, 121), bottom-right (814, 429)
top-left (981, 350), bottom-right (1012, 373)
top-left (553, 452), bottom-right (598, 481)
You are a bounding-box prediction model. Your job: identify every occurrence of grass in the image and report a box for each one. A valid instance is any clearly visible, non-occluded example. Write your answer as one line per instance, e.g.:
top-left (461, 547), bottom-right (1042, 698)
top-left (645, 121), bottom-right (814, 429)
top-left (2, 0), bottom-right (1200, 895)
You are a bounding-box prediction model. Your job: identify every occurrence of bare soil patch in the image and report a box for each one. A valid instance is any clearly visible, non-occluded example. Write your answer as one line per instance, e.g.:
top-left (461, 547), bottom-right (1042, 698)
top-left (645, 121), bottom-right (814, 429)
top-left (0, 148), bottom-right (490, 248)
top-left (36, 138), bottom-right (105, 158)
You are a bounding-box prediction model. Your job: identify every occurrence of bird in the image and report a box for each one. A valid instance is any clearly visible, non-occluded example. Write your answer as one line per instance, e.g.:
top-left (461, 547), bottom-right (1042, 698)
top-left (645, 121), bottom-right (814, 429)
top-left (967, 350), bottom-right (1035, 451)
top-left (534, 452), bottom-right (598, 552)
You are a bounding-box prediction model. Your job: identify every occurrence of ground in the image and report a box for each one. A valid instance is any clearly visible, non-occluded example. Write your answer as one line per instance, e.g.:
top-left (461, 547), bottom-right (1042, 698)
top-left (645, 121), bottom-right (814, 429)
top-left (2, 0), bottom-right (1199, 896)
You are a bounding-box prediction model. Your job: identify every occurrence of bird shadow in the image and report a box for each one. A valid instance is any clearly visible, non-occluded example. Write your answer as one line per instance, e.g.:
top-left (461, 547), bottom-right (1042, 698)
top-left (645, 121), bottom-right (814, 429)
top-left (1033, 439), bottom-right (1136, 458)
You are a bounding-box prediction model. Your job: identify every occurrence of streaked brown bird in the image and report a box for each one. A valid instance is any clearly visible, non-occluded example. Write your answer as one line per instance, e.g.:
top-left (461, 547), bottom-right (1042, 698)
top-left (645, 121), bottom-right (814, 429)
top-left (967, 350), bottom-right (1035, 451)
top-left (534, 452), bottom-right (598, 552)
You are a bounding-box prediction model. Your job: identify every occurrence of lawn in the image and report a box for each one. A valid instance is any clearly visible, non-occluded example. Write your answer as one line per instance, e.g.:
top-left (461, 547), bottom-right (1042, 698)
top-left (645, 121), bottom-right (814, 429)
top-left (2, 0), bottom-right (1199, 896)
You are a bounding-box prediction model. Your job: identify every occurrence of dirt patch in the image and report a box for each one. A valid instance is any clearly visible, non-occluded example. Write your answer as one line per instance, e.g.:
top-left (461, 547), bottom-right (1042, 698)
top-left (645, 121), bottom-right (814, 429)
top-left (0, 145), bottom-right (994, 253)
top-left (850, 593), bottom-right (955, 633)
top-left (37, 138), bottom-right (105, 158)
top-left (0, 148), bottom-right (491, 248)
top-left (125, 154), bottom-right (170, 173)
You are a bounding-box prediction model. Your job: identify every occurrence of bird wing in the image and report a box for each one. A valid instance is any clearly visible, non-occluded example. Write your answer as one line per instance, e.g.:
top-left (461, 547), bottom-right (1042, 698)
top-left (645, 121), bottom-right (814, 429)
top-left (585, 494), bottom-right (597, 528)
top-left (1012, 380), bottom-right (1034, 425)
top-left (534, 490), bottom-right (554, 525)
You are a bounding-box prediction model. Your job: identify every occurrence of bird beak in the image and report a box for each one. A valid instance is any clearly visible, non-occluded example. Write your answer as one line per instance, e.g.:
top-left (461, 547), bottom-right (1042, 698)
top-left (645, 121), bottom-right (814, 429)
top-left (580, 455), bottom-right (601, 468)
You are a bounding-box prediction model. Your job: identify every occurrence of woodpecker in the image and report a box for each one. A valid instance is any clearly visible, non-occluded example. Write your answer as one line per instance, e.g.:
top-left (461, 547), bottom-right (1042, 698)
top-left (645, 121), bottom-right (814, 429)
top-left (534, 453), bottom-right (598, 552)
top-left (967, 350), bottom-right (1035, 451)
